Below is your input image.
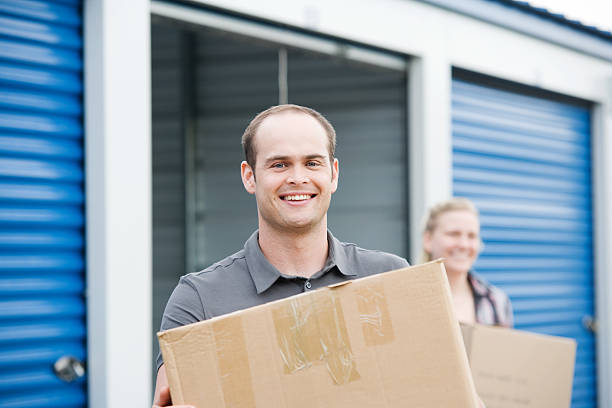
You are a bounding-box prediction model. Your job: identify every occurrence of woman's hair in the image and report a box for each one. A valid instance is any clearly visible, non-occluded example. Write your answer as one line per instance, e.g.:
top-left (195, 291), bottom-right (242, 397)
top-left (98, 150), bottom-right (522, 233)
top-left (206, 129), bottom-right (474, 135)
top-left (420, 197), bottom-right (480, 263)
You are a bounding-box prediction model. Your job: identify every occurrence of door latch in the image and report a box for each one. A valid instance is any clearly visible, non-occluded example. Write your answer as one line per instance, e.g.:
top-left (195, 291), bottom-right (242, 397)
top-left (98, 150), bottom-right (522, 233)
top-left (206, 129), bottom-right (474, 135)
top-left (582, 315), bottom-right (598, 334)
top-left (53, 356), bottom-right (86, 382)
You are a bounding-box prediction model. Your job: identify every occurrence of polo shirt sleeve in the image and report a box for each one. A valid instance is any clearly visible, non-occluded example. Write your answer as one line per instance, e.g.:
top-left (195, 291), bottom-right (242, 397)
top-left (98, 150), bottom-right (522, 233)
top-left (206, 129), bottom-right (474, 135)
top-left (156, 275), bottom-right (206, 371)
top-left (391, 255), bottom-right (410, 269)
top-left (365, 250), bottom-right (410, 272)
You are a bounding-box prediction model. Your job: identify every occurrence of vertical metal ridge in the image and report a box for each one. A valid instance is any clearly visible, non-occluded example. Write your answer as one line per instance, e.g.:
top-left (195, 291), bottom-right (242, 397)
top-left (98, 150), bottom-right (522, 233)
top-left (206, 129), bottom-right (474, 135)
top-left (278, 47), bottom-right (288, 104)
top-left (182, 31), bottom-right (198, 274)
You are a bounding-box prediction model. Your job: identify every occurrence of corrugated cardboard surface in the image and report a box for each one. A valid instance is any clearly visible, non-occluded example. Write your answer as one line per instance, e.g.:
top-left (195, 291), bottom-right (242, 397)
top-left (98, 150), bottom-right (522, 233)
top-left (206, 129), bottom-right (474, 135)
top-left (461, 323), bottom-right (576, 408)
top-left (158, 260), bottom-right (479, 407)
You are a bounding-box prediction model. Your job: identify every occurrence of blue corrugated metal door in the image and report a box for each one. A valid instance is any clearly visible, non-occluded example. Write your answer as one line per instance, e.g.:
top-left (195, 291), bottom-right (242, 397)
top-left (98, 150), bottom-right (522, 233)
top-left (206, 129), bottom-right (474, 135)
top-left (452, 77), bottom-right (595, 408)
top-left (0, 0), bottom-right (86, 407)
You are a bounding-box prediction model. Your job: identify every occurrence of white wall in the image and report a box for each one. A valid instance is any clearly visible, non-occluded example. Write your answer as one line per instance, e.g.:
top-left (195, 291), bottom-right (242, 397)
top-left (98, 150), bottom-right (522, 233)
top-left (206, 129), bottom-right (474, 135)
top-left (84, 0), bottom-right (152, 406)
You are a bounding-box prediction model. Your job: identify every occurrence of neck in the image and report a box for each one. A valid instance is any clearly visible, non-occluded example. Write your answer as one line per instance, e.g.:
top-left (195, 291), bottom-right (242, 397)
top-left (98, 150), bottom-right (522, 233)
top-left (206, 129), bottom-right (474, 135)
top-left (446, 267), bottom-right (476, 324)
top-left (258, 221), bottom-right (329, 278)
top-left (445, 268), bottom-right (471, 296)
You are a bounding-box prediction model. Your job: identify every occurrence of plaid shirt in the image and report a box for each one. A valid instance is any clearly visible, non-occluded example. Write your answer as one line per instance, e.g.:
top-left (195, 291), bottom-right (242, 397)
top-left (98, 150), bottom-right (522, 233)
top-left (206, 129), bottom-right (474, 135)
top-left (468, 271), bottom-right (514, 328)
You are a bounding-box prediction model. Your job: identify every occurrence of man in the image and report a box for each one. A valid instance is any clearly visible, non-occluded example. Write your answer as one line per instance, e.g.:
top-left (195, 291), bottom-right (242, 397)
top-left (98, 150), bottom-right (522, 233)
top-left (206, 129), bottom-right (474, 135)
top-left (153, 105), bottom-right (409, 407)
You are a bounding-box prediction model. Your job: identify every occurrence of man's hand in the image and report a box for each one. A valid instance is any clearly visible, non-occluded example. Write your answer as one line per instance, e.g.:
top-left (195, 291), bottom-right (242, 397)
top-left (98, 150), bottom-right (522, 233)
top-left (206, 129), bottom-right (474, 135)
top-left (153, 365), bottom-right (194, 408)
top-left (152, 385), bottom-right (193, 408)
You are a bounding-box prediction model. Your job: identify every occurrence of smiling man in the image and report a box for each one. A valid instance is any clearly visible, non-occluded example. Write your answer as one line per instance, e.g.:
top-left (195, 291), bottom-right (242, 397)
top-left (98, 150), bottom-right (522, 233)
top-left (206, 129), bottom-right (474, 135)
top-left (153, 105), bottom-right (409, 408)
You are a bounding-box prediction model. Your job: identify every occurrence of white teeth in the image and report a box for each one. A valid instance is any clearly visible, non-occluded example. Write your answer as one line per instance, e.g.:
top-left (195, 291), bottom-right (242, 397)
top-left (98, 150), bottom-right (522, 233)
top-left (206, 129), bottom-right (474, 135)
top-left (284, 194), bottom-right (311, 201)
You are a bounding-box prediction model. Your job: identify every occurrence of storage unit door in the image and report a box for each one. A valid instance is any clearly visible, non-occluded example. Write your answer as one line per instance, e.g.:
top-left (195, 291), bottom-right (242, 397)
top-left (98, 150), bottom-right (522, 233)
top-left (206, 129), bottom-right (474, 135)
top-left (287, 48), bottom-right (408, 257)
top-left (187, 26), bottom-right (408, 269)
top-left (452, 78), bottom-right (595, 408)
top-left (0, 0), bottom-right (86, 407)
top-left (151, 20), bottom-right (408, 370)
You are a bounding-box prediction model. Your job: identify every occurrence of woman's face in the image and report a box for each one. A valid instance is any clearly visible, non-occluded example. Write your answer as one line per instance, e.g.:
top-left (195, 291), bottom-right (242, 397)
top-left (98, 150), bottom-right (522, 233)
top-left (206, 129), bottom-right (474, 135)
top-left (424, 210), bottom-right (481, 276)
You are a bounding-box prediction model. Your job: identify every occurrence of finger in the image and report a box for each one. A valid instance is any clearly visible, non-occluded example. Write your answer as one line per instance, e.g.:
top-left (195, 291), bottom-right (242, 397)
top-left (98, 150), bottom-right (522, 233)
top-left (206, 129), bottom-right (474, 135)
top-left (152, 405), bottom-right (195, 408)
top-left (153, 386), bottom-right (195, 408)
top-left (153, 386), bottom-right (172, 407)
top-left (153, 406), bottom-right (195, 408)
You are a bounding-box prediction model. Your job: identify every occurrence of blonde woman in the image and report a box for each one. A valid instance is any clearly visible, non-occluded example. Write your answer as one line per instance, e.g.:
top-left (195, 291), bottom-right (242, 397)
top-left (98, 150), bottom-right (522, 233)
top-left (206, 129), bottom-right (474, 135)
top-left (422, 198), bottom-right (513, 327)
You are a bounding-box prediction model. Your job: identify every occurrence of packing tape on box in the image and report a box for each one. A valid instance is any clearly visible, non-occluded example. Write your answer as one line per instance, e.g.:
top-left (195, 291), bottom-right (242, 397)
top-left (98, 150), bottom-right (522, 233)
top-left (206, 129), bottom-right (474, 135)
top-left (212, 316), bottom-right (257, 408)
top-left (356, 281), bottom-right (395, 346)
top-left (158, 318), bottom-right (258, 408)
top-left (272, 289), bottom-right (360, 385)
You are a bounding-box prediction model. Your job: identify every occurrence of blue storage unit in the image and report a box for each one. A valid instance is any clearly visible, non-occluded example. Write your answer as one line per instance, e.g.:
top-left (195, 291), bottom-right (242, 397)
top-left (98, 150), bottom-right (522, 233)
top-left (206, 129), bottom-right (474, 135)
top-left (0, 0), bottom-right (86, 407)
top-left (452, 77), bottom-right (596, 407)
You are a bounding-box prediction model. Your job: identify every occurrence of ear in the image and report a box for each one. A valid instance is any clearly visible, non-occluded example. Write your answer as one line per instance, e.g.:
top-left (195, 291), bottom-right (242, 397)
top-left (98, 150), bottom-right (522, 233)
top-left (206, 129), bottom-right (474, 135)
top-left (241, 161), bottom-right (256, 194)
top-left (330, 157), bottom-right (339, 194)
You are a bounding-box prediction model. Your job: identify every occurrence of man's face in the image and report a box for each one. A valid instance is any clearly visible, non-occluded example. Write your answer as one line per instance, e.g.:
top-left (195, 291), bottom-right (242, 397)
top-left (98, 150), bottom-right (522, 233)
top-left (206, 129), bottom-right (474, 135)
top-left (241, 111), bottom-right (339, 234)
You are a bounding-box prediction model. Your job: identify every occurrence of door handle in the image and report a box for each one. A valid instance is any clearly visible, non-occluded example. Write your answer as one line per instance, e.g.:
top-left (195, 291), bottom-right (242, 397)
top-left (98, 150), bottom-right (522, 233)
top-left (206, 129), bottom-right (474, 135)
top-left (582, 315), bottom-right (598, 334)
top-left (53, 355), bottom-right (86, 382)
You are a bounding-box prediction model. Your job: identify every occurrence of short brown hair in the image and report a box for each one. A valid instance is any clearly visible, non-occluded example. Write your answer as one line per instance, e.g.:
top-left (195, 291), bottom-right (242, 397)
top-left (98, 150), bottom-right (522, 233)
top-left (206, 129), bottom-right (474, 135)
top-left (420, 197), bottom-right (481, 263)
top-left (241, 104), bottom-right (336, 169)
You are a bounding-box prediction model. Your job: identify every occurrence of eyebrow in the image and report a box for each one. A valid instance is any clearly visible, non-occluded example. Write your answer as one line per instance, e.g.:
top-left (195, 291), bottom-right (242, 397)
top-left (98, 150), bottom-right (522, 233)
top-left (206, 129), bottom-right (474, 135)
top-left (263, 154), bottom-right (327, 164)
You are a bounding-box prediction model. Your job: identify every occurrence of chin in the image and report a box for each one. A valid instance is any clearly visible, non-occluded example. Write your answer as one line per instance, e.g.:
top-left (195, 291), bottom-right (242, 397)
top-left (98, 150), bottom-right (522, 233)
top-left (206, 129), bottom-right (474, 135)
top-left (282, 219), bottom-right (318, 231)
top-left (445, 261), bottom-right (473, 275)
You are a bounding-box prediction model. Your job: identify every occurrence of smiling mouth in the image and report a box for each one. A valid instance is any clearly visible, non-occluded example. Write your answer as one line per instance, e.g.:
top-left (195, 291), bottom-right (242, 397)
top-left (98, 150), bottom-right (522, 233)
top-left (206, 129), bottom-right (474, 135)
top-left (281, 194), bottom-right (316, 201)
top-left (448, 253), bottom-right (473, 261)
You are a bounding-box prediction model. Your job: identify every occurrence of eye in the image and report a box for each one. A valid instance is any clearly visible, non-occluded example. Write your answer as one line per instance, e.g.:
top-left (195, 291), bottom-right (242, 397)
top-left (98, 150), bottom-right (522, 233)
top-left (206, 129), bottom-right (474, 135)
top-left (306, 160), bottom-right (321, 167)
top-left (271, 162), bottom-right (286, 169)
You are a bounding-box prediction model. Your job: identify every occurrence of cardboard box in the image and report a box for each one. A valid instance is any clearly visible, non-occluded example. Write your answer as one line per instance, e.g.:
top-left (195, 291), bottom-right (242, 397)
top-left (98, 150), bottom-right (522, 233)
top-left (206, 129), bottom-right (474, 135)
top-left (158, 260), bottom-right (479, 407)
top-left (460, 323), bottom-right (576, 408)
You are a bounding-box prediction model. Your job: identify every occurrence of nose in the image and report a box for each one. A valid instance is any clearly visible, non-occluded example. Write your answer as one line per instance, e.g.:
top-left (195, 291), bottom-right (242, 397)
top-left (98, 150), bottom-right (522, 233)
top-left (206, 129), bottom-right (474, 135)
top-left (286, 166), bottom-right (310, 184)
top-left (457, 234), bottom-right (469, 248)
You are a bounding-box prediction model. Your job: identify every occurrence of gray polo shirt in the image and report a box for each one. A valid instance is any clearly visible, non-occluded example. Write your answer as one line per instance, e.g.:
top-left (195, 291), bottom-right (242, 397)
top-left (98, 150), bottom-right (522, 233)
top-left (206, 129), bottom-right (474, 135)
top-left (157, 230), bottom-right (409, 370)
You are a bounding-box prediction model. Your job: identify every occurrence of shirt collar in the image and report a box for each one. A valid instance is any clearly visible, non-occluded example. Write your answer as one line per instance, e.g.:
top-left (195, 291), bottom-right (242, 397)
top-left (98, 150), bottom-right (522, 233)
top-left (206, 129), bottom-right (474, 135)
top-left (243, 231), bottom-right (279, 295)
top-left (244, 230), bottom-right (356, 294)
top-left (327, 230), bottom-right (355, 278)
top-left (467, 270), bottom-right (489, 296)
